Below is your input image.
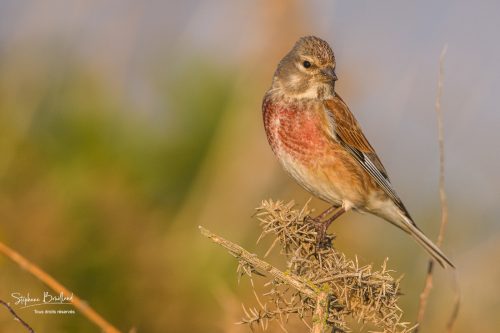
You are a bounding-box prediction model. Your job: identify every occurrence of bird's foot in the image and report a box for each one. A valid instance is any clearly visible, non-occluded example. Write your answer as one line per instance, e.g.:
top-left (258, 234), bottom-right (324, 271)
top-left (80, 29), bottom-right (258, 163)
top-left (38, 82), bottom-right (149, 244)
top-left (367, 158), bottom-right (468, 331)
top-left (314, 221), bottom-right (333, 249)
top-left (305, 206), bottom-right (346, 249)
top-left (304, 215), bottom-right (333, 249)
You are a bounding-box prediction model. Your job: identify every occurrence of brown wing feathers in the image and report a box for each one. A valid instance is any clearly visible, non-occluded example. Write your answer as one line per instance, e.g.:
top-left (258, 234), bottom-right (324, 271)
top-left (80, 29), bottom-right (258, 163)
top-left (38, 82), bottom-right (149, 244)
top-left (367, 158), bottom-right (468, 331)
top-left (325, 98), bottom-right (389, 178)
top-left (323, 97), bottom-right (413, 220)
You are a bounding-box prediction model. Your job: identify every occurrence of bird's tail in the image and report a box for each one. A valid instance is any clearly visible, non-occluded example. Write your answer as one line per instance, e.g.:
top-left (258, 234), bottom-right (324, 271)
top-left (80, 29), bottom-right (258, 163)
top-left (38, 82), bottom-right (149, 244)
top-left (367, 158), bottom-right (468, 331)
top-left (398, 214), bottom-right (455, 269)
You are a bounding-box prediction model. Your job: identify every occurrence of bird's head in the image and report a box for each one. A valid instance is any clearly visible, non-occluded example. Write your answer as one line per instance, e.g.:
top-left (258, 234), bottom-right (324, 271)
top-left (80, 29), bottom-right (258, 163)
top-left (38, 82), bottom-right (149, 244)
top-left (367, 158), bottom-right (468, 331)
top-left (272, 36), bottom-right (337, 99)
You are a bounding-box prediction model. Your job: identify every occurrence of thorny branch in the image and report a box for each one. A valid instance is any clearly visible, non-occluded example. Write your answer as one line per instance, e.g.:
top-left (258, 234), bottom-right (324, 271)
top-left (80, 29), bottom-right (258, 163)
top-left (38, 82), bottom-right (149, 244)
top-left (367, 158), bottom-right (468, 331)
top-left (199, 226), bottom-right (316, 299)
top-left (311, 292), bottom-right (329, 333)
top-left (201, 200), bottom-right (417, 332)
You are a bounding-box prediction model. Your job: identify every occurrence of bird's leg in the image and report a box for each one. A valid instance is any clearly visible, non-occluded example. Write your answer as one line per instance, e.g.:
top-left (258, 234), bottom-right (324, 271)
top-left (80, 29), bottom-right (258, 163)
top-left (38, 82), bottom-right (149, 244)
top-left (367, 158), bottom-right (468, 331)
top-left (313, 207), bottom-right (346, 248)
top-left (304, 205), bottom-right (346, 247)
top-left (304, 205), bottom-right (339, 224)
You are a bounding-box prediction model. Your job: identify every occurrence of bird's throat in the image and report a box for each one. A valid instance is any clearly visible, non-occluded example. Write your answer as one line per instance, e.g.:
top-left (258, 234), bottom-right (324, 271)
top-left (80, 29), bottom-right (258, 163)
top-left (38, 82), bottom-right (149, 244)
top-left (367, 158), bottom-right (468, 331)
top-left (278, 81), bottom-right (335, 100)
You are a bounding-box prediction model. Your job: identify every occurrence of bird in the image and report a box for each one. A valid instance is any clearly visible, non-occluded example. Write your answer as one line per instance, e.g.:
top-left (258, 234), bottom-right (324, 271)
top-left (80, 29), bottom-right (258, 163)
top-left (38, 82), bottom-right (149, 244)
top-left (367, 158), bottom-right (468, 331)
top-left (262, 36), bottom-right (454, 268)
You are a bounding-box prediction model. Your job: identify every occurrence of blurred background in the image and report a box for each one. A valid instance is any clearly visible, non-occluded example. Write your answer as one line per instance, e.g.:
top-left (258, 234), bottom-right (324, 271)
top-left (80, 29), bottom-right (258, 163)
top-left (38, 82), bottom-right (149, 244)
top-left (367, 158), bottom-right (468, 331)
top-left (0, 1), bottom-right (498, 332)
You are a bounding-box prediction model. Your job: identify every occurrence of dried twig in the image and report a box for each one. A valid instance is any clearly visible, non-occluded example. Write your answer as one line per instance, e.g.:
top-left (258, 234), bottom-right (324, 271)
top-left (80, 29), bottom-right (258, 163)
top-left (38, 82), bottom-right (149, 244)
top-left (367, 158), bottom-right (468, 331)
top-left (435, 45), bottom-right (449, 250)
top-left (0, 241), bottom-right (122, 333)
top-left (415, 44), bottom-right (460, 332)
top-left (311, 292), bottom-right (329, 333)
top-left (199, 226), bottom-right (316, 299)
top-left (0, 298), bottom-right (35, 332)
top-left (446, 272), bottom-right (461, 333)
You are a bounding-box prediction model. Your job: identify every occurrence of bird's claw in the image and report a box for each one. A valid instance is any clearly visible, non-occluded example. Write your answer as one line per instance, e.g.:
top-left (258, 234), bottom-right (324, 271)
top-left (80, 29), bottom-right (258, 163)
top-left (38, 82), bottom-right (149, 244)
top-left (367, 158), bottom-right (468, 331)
top-left (304, 215), bottom-right (319, 224)
top-left (305, 215), bottom-right (333, 249)
top-left (313, 222), bottom-right (332, 249)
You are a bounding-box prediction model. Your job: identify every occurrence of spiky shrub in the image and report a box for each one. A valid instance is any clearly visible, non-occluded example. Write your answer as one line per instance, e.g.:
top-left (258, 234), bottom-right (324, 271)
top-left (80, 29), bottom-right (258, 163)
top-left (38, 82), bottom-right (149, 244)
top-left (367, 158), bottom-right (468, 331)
top-left (237, 199), bottom-right (415, 333)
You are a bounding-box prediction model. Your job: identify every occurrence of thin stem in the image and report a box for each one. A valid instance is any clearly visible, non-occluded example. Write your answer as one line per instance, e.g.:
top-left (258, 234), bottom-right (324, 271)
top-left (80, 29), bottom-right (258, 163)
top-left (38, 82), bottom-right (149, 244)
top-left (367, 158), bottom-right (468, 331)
top-left (416, 44), bottom-right (460, 332)
top-left (436, 44), bottom-right (449, 248)
top-left (0, 241), bottom-right (122, 333)
top-left (416, 43), bottom-right (448, 332)
top-left (0, 299), bottom-right (35, 332)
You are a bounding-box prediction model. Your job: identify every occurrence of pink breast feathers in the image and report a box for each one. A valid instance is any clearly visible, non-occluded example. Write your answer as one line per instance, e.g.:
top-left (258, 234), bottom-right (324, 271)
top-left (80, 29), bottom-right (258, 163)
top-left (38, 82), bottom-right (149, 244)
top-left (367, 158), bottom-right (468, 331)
top-left (263, 98), bottom-right (329, 164)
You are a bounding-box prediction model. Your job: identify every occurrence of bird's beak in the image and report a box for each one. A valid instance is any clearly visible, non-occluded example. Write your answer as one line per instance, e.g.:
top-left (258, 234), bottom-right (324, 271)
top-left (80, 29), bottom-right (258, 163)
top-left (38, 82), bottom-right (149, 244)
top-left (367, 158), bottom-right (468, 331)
top-left (321, 66), bottom-right (338, 82)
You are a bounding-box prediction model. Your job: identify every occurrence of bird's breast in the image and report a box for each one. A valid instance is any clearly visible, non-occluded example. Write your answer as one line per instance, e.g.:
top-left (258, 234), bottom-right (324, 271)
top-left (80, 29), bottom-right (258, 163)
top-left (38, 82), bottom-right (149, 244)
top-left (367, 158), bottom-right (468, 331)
top-left (263, 97), bottom-right (330, 165)
top-left (262, 94), bottom-right (365, 206)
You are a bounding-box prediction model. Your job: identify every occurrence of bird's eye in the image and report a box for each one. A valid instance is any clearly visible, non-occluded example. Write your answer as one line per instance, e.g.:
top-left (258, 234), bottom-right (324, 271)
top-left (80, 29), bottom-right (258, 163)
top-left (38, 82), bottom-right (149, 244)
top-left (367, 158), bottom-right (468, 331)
top-left (302, 60), bottom-right (312, 68)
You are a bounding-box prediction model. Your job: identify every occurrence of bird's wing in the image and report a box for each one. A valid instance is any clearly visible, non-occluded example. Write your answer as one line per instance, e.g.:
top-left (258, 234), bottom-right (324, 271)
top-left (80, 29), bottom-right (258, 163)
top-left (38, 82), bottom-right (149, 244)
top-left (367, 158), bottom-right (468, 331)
top-left (323, 96), bottom-right (410, 218)
top-left (323, 96), bottom-right (454, 268)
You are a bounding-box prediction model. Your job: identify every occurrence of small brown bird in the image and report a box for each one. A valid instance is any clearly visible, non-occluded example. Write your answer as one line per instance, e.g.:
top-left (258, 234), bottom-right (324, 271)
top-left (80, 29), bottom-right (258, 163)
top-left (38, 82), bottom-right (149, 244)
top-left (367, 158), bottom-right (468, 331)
top-left (262, 36), bottom-right (454, 268)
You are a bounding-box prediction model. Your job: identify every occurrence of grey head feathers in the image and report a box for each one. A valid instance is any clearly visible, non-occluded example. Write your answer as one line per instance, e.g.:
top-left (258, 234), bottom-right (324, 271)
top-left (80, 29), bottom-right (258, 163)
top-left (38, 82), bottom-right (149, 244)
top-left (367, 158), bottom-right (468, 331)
top-left (272, 36), bottom-right (337, 99)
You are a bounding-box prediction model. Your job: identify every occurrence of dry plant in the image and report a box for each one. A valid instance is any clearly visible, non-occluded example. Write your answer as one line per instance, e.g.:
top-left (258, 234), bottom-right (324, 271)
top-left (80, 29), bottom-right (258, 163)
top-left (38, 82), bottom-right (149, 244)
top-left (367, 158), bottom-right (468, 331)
top-left (201, 200), bottom-right (417, 333)
top-left (0, 299), bottom-right (35, 332)
top-left (415, 44), bottom-right (460, 333)
top-left (0, 240), bottom-right (123, 333)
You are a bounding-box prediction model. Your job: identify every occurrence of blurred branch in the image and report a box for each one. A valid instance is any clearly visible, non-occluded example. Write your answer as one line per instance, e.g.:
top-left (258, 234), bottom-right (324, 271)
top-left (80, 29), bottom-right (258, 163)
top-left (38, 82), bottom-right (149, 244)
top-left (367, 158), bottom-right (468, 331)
top-left (415, 44), bottom-right (461, 332)
top-left (0, 241), bottom-right (122, 333)
top-left (0, 299), bottom-right (35, 332)
top-left (435, 45), bottom-right (449, 249)
top-left (446, 273), bottom-right (461, 333)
